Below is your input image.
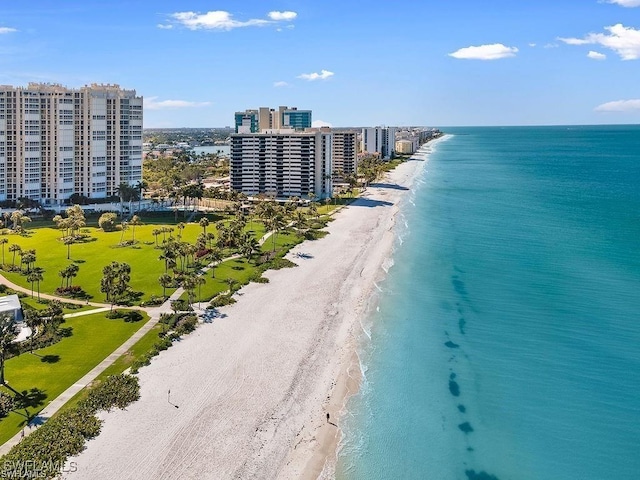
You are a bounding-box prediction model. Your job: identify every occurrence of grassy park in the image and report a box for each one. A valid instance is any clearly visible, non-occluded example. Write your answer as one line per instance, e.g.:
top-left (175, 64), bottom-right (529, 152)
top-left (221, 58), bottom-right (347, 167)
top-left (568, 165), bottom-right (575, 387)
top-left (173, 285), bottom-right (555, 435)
top-left (0, 310), bottom-right (149, 444)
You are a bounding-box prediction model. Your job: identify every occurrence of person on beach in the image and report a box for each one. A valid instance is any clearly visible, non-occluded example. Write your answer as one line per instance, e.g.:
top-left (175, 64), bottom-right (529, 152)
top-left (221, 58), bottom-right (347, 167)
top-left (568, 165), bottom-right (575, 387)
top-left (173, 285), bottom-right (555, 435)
top-left (326, 413), bottom-right (330, 423)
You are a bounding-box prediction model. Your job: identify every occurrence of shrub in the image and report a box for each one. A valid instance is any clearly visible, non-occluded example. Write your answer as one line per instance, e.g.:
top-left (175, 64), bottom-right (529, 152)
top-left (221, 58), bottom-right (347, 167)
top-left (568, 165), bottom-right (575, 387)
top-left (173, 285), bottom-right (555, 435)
top-left (175, 315), bottom-right (198, 335)
top-left (210, 295), bottom-right (236, 308)
top-left (98, 212), bottom-right (118, 232)
top-left (0, 392), bottom-right (15, 417)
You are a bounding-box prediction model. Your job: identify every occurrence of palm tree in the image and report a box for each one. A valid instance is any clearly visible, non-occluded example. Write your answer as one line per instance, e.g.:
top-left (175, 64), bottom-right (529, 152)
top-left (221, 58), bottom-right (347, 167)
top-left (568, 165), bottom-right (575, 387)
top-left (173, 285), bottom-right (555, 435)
top-left (27, 270), bottom-right (43, 299)
top-left (225, 277), bottom-right (237, 295)
top-left (195, 276), bottom-right (206, 306)
top-left (240, 234), bottom-right (259, 262)
top-left (267, 207), bottom-right (287, 252)
top-left (8, 244), bottom-right (20, 267)
top-left (66, 263), bottom-right (79, 288)
top-left (152, 228), bottom-right (161, 247)
top-left (176, 222), bottom-right (185, 240)
top-left (199, 217), bottom-right (210, 235)
top-left (64, 236), bottom-right (74, 259)
top-left (158, 273), bottom-right (173, 298)
top-left (24, 310), bottom-right (40, 353)
top-left (208, 248), bottom-right (222, 278)
top-left (119, 221), bottom-right (128, 244)
top-left (0, 314), bottom-right (16, 385)
top-left (21, 249), bottom-right (36, 273)
top-left (0, 238), bottom-right (7, 265)
top-left (129, 215), bottom-right (142, 242)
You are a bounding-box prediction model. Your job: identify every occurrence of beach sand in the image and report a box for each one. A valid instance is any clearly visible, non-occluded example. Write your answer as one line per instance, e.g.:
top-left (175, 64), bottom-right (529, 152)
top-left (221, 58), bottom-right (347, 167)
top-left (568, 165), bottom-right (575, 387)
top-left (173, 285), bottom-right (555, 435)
top-left (65, 159), bottom-right (423, 480)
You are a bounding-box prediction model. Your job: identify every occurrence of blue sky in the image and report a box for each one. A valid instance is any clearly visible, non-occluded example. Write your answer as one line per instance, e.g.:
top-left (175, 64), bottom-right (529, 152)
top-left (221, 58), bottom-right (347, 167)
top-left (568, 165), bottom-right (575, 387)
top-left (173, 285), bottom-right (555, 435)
top-left (1, 0), bottom-right (639, 127)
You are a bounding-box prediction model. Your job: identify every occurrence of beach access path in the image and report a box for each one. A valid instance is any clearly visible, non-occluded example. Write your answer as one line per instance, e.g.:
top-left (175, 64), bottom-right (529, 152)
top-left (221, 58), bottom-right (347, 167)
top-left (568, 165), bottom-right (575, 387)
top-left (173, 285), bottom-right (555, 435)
top-left (64, 159), bottom-right (424, 480)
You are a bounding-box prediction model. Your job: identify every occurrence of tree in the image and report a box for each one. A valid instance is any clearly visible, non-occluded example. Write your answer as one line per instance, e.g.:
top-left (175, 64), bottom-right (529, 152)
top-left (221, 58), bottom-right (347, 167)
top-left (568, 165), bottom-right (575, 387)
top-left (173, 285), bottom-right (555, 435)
top-left (64, 236), bottom-right (74, 260)
top-left (98, 212), bottom-right (118, 232)
top-left (10, 211), bottom-right (31, 232)
top-left (152, 228), bottom-right (161, 247)
top-left (240, 233), bottom-right (259, 262)
top-left (225, 277), bottom-right (237, 295)
top-left (266, 207), bottom-right (287, 252)
top-left (24, 309), bottom-right (40, 353)
top-left (8, 244), bottom-right (20, 267)
top-left (199, 217), bottom-right (210, 235)
top-left (21, 249), bottom-right (36, 273)
top-left (27, 270), bottom-right (43, 300)
top-left (0, 238), bottom-right (7, 265)
top-left (181, 276), bottom-right (197, 307)
top-left (0, 313), bottom-right (16, 385)
top-left (158, 273), bottom-right (173, 298)
top-left (208, 248), bottom-right (222, 278)
top-left (119, 221), bottom-right (128, 244)
top-left (195, 276), bottom-right (206, 306)
top-left (100, 262), bottom-right (131, 309)
top-left (129, 215), bottom-right (142, 242)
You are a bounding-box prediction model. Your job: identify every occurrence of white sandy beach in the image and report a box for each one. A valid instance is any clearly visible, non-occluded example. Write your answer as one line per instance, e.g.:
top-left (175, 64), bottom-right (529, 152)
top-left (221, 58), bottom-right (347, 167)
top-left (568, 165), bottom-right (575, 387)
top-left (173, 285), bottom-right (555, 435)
top-left (65, 159), bottom-right (424, 480)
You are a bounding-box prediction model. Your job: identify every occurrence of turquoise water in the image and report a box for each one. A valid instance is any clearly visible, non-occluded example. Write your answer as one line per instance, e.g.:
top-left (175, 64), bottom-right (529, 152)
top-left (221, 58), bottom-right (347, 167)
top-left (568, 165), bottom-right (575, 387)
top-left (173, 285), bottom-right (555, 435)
top-left (336, 126), bottom-right (640, 480)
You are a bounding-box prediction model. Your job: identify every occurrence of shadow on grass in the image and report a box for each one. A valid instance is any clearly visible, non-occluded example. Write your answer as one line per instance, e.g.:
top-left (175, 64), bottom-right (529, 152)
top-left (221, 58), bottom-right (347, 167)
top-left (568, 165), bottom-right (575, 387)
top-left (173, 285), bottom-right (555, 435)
top-left (58, 327), bottom-right (73, 338)
top-left (39, 355), bottom-right (60, 364)
top-left (11, 388), bottom-right (47, 410)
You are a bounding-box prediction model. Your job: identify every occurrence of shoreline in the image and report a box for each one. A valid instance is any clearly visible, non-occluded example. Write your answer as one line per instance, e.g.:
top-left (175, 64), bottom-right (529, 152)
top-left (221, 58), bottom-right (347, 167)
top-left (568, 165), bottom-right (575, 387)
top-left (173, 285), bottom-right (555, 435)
top-left (64, 158), bottom-right (426, 480)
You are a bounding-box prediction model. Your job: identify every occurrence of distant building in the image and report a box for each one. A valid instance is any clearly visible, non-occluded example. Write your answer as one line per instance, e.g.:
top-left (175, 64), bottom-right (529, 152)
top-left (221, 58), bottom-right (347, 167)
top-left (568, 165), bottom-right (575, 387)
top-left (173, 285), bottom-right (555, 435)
top-left (235, 106), bottom-right (312, 133)
top-left (361, 126), bottom-right (397, 159)
top-left (395, 139), bottom-right (416, 154)
top-left (234, 109), bottom-right (259, 133)
top-left (0, 83), bottom-right (143, 205)
top-left (0, 295), bottom-right (23, 323)
top-left (230, 130), bottom-right (332, 199)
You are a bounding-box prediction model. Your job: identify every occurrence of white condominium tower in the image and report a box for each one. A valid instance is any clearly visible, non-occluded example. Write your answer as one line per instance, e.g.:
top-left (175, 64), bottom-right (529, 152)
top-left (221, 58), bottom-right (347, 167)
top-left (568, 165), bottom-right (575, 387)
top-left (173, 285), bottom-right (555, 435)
top-left (0, 83), bottom-right (143, 205)
top-left (361, 126), bottom-right (397, 159)
top-left (230, 130), bottom-right (332, 199)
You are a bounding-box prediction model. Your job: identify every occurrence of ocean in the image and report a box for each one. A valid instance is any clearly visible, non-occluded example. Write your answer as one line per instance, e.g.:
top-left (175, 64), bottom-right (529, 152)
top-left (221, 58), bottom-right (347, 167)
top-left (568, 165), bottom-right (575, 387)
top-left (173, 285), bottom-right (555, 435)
top-left (335, 126), bottom-right (640, 480)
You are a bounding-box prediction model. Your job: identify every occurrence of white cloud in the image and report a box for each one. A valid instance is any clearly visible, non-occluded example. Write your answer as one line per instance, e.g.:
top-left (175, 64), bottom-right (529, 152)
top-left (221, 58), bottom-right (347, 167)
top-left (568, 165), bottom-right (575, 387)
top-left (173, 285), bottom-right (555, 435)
top-left (606, 0), bottom-right (640, 7)
top-left (165, 10), bottom-right (297, 31)
top-left (273, 81), bottom-right (289, 87)
top-left (157, 24), bottom-right (173, 30)
top-left (297, 69), bottom-right (334, 81)
top-left (594, 99), bottom-right (640, 111)
top-left (0, 27), bottom-right (17, 34)
top-left (268, 11), bottom-right (297, 21)
top-left (449, 43), bottom-right (518, 60)
top-left (588, 50), bottom-right (607, 60)
top-left (312, 120), bottom-right (333, 128)
top-left (144, 97), bottom-right (211, 110)
top-left (559, 24), bottom-right (640, 60)
top-left (529, 43), bottom-right (537, 47)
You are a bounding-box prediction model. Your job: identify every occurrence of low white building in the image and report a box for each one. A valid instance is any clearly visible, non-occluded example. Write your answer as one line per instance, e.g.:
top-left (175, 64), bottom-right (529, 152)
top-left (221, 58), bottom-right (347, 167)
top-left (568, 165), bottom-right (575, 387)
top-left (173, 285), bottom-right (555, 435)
top-left (0, 294), bottom-right (23, 323)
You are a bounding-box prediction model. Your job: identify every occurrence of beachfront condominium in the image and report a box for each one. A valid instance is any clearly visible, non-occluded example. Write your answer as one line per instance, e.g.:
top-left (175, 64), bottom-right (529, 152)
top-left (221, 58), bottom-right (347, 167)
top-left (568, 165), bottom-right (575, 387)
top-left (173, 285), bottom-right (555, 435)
top-left (235, 106), bottom-right (312, 133)
top-left (0, 83), bottom-right (142, 205)
top-left (230, 130), bottom-right (332, 199)
top-left (361, 126), bottom-right (397, 159)
top-left (306, 128), bottom-right (358, 177)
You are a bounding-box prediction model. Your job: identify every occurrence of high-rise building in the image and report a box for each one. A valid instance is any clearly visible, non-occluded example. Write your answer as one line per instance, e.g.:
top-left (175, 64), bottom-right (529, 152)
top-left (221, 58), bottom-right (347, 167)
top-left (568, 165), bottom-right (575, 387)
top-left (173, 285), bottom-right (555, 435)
top-left (230, 130), bottom-right (332, 199)
top-left (234, 109), bottom-right (259, 133)
top-left (236, 106), bottom-right (312, 132)
top-left (307, 128), bottom-right (358, 177)
top-left (361, 126), bottom-right (397, 159)
top-left (0, 83), bottom-right (142, 205)
top-left (278, 106), bottom-right (312, 130)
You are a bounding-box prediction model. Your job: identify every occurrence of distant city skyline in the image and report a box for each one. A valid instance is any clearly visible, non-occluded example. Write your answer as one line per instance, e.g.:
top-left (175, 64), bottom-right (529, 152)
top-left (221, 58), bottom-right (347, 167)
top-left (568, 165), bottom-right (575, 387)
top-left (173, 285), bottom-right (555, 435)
top-left (1, 1), bottom-right (639, 127)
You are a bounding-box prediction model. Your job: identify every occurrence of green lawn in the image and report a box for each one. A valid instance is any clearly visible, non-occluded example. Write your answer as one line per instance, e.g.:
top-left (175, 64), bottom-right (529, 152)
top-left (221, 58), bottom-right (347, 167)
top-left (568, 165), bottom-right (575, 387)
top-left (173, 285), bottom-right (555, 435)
top-left (0, 310), bottom-right (149, 444)
top-left (0, 214), bottom-right (265, 304)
